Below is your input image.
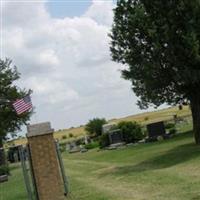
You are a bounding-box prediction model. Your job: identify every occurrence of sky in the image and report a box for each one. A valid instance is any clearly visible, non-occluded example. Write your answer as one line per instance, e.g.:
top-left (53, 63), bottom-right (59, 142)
top-left (1, 0), bottom-right (165, 134)
top-left (47, 1), bottom-right (93, 18)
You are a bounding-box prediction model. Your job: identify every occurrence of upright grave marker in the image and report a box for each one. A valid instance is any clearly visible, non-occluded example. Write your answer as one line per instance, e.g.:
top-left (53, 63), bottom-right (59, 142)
top-left (27, 122), bottom-right (65, 200)
top-left (147, 121), bottom-right (166, 139)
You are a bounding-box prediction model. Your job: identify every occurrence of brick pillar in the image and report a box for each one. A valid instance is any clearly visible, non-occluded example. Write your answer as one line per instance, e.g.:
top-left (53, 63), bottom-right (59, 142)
top-left (27, 122), bottom-right (65, 200)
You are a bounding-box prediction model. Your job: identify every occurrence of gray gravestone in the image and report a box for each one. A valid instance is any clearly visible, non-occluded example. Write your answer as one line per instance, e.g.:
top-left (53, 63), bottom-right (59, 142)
top-left (108, 129), bottom-right (124, 144)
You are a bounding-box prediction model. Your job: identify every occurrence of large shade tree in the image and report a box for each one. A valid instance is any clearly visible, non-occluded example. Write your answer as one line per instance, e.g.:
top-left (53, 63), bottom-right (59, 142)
top-left (110, 0), bottom-right (200, 144)
top-left (0, 59), bottom-right (32, 149)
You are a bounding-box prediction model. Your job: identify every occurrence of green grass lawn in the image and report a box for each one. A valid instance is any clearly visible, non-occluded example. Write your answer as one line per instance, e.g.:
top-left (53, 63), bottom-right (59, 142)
top-left (0, 163), bottom-right (28, 200)
top-left (1, 122), bottom-right (200, 200)
top-left (64, 125), bottom-right (200, 200)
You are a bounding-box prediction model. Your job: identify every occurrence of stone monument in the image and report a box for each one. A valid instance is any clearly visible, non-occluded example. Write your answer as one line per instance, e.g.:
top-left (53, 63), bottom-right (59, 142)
top-left (27, 122), bottom-right (65, 200)
top-left (147, 121), bottom-right (166, 139)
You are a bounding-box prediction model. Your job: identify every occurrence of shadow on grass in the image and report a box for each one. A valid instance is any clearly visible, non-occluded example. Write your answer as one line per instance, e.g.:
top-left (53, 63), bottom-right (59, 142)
top-left (99, 131), bottom-right (200, 177)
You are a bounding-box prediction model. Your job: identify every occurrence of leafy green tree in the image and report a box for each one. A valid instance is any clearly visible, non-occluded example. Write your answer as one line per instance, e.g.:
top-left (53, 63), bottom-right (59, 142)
top-left (110, 0), bottom-right (200, 144)
top-left (0, 59), bottom-right (32, 148)
top-left (85, 118), bottom-right (107, 137)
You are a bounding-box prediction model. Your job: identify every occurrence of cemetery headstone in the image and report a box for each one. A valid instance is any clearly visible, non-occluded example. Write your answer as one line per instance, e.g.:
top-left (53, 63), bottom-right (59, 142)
top-left (102, 123), bottom-right (116, 134)
top-left (68, 142), bottom-right (80, 153)
top-left (147, 121), bottom-right (166, 140)
top-left (102, 123), bottom-right (125, 146)
top-left (108, 129), bottom-right (124, 145)
top-left (7, 146), bottom-right (21, 163)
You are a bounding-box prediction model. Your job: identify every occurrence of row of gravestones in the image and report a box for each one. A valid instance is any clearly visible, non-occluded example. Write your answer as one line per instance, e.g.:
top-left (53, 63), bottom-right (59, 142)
top-left (1, 121), bottom-right (169, 163)
top-left (66, 121), bottom-right (168, 152)
top-left (0, 146), bottom-right (28, 183)
top-left (104, 121), bottom-right (168, 146)
top-left (7, 146), bottom-right (21, 163)
top-left (0, 146), bottom-right (26, 165)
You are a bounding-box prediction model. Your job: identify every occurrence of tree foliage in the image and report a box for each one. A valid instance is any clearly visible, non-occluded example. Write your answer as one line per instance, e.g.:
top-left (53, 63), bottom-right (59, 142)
top-left (117, 121), bottom-right (143, 143)
top-left (110, 0), bottom-right (200, 144)
top-left (99, 133), bottom-right (110, 148)
top-left (85, 118), bottom-right (107, 137)
top-left (0, 59), bottom-right (32, 144)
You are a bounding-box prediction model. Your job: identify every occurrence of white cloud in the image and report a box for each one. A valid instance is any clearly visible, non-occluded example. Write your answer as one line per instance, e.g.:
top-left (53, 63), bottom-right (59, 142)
top-left (2, 0), bottom-right (141, 130)
top-left (4, 1), bottom-right (49, 28)
top-left (38, 49), bottom-right (60, 66)
top-left (84, 0), bottom-right (114, 26)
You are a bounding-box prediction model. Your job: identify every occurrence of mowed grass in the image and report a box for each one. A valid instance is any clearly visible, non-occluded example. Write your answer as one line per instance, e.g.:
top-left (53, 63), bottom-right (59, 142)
top-left (0, 163), bottom-right (28, 200)
top-left (2, 122), bottom-right (200, 200)
top-left (64, 126), bottom-right (200, 200)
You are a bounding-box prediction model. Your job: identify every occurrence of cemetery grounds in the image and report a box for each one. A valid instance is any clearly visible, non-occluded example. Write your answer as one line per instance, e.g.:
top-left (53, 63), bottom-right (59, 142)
top-left (1, 110), bottom-right (200, 200)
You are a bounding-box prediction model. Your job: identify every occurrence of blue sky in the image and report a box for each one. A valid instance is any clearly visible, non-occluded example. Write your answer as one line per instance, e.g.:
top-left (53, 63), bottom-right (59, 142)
top-left (46, 1), bottom-right (92, 18)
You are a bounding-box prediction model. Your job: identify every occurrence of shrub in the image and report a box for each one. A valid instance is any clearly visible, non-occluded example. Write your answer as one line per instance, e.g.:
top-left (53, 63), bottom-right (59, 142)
top-left (85, 141), bottom-right (99, 150)
top-left (99, 133), bottom-right (110, 148)
top-left (165, 122), bottom-right (177, 135)
top-left (69, 133), bottom-right (73, 138)
top-left (59, 143), bottom-right (66, 153)
top-left (117, 121), bottom-right (144, 143)
top-left (62, 135), bottom-right (67, 140)
top-left (144, 116), bottom-right (149, 121)
top-left (165, 123), bottom-right (175, 129)
top-left (0, 165), bottom-right (9, 176)
top-left (75, 138), bottom-right (85, 146)
top-left (169, 128), bottom-right (177, 135)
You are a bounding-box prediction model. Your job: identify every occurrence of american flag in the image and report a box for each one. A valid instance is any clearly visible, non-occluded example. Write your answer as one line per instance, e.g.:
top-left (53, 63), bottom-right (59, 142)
top-left (12, 95), bottom-right (32, 115)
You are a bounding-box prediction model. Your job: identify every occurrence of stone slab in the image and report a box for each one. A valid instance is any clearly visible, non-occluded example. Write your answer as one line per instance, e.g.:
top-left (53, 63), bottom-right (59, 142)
top-left (27, 122), bottom-right (54, 138)
top-left (0, 175), bottom-right (8, 183)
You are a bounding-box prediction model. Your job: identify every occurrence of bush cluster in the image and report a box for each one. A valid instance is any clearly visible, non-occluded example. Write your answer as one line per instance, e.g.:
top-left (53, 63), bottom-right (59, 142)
top-left (59, 142), bottom-right (67, 153)
top-left (62, 135), bottom-right (67, 140)
top-left (118, 121), bottom-right (144, 143)
top-left (165, 123), bottom-right (175, 129)
top-left (165, 122), bottom-right (177, 135)
top-left (85, 141), bottom-right (99, 149)
top-left (69, 133), bottom-right (73, 138)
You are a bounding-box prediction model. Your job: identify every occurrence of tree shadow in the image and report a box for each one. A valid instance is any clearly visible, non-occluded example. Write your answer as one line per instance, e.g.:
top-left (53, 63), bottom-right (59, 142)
top-left (99, 134), bottom-right (200, 177)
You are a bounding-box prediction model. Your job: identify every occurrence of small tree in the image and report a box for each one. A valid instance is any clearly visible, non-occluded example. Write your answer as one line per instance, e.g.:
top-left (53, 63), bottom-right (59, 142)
top-left (0, 59), bottom-right (32, 165)
top-left (110, 0), bottom-right (200, 144)
top-left (85, 118), bottom-right (107, 137)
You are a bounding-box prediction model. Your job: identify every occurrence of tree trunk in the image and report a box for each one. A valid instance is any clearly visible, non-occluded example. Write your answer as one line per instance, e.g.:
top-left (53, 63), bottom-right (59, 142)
top-left (190, 94), bottom-right (200, 145)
